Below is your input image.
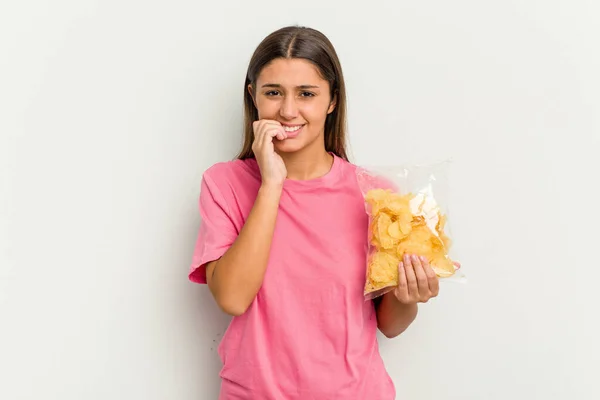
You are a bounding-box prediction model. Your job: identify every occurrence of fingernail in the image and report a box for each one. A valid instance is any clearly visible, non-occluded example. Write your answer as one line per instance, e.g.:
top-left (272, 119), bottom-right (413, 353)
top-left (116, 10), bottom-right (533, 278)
top-left (420, 256), bottom-right (427, 262)
top-left (399, 262), bottom-right (404, 269)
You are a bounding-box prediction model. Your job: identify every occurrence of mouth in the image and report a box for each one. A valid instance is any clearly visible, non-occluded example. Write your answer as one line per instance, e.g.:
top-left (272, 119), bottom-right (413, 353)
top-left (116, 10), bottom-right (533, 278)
top-left (281, 124), bottom-right (305, 138)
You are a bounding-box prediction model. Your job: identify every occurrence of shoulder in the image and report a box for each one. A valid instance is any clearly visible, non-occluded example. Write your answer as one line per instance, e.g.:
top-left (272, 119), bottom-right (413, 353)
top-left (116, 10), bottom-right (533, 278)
top-left (203, 157), bottom-right (259, 185)
top-left (200, 158), bottom-right (261, 205)
top-left (334, 156), bottom-right (363, 185)
top-left (337, 157), bottom-right (358, 171)
top-left (343, 160), bottom-right (362, 178)
top-left (340, 159), bottom-right (398, 192)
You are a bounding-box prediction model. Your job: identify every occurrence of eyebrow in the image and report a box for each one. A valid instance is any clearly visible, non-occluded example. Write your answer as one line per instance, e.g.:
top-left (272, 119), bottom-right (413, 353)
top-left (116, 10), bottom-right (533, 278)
top-left (261, 83), bottom-right (320, 89)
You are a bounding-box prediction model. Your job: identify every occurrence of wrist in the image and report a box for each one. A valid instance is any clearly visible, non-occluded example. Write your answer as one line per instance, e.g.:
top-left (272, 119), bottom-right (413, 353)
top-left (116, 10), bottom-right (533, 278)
top-left (258, 183), bottom-right (283, 198)
top-left (384, 290), bottom-right (417, 309)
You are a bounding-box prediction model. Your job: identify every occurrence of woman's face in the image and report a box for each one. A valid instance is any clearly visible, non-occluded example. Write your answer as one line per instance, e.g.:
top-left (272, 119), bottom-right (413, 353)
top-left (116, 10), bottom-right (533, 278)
top-left (249, 58), bottom-right (336, 154)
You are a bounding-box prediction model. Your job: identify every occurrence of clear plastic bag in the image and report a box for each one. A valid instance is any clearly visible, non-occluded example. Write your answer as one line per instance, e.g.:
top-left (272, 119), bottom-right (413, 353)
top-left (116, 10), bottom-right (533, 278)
top-left (356, 160), bottom-right (466, 301)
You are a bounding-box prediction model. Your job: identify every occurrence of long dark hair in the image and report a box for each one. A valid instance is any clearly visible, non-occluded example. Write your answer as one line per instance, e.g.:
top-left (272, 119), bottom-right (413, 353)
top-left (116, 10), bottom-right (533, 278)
top-left (236, 26), bottom-right (349, 161)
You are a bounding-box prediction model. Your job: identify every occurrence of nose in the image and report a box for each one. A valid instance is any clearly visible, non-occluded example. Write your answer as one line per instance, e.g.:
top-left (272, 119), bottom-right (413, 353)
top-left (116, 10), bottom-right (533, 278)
top-left (279, 95), bottom-right (299, 120)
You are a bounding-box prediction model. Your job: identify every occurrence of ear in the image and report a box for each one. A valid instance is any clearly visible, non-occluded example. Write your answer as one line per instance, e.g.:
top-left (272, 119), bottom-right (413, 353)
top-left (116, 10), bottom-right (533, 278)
top-left (327, 92), bottom-right (337, 114)
top-left (248, 84), bottom-right (257, 108)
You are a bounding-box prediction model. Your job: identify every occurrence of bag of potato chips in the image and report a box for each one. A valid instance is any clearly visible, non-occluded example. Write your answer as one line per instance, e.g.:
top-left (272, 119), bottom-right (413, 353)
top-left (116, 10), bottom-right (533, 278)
top-left (356, 160), bottom-right (466, 300)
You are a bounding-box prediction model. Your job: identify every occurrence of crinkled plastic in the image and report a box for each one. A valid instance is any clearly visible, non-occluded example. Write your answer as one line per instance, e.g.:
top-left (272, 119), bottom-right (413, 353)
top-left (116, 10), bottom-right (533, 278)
top-left (356, 160), bottom-right (466, 301)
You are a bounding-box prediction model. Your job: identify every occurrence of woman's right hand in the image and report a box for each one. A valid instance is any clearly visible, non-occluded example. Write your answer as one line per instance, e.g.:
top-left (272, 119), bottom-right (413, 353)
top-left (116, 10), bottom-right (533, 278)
top-left (251, 119), bottom-right (288, 187)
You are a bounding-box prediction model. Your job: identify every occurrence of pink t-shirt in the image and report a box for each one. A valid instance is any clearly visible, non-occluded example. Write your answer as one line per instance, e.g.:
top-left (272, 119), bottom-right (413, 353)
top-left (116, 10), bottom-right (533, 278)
top-left (189, 154), bottom-right (396, 399)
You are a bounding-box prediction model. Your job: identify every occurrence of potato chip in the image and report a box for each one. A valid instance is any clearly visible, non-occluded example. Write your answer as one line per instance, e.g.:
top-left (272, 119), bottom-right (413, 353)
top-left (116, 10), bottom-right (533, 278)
top-left (363, 187), bottom-right (456, 297)
top-left (365, 251), bottom-right (400, 293)
top-left (436, 214), bottom-right (451, 249)
top-left (375, 213), bottom-right (396, 249)
top-left (397, 212), bottom-right (412, 235)
top-left (387, 220), bottom-right (403, 240)
top-left (431, 256), bottom-right (455, 277)
top-left (365, 188), bottom-right (393, 215)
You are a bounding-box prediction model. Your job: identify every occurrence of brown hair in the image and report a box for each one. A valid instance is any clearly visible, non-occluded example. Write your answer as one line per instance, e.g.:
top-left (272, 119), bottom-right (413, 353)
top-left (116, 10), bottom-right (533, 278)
top-left (236, 26), bottom-right (349, 161)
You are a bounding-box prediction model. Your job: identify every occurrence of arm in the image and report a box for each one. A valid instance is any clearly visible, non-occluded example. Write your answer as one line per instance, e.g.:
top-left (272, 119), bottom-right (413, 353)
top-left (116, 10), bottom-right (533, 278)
top-left (206, 184), bottom-right (282, 316)
top-left (375, 293), bottom-right (418, 338)
top-left (203, 120), bottom-right (288, 317)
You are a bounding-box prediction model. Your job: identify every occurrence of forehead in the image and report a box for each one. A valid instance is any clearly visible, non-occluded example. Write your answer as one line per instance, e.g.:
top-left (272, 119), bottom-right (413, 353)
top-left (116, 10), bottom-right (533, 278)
top-left (256, 58), bottom-right (326, 86)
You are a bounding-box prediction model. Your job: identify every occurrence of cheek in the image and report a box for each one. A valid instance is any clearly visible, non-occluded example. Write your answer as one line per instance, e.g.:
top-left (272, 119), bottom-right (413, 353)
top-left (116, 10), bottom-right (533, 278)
top-left (300, 102), bottom-right (330, 123)
top-left (256, 99), bottom-right (279, 118)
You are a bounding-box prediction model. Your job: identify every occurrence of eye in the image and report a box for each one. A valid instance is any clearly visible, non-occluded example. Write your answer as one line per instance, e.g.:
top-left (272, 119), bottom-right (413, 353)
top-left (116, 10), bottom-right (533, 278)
top-left (264, 90), bottom-right (280, 96)
top-left (300, 91), bottom-right (315, 97)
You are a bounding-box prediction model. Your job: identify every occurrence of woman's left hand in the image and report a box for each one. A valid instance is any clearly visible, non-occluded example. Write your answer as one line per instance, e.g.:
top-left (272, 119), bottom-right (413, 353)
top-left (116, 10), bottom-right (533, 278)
top-left (393, 254), bottom-right (461, 304)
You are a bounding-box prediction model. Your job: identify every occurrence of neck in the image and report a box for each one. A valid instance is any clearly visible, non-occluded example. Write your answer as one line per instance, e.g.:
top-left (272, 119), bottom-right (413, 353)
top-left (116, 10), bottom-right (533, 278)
top-left (278, 147), bottom-right (334, 181)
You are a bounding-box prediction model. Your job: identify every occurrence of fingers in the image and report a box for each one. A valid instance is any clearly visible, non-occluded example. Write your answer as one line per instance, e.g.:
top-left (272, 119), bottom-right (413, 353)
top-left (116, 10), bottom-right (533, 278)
top-left (399, 254), bottom-right (439, 303)
top-left (411, 255), bottom-right (431, 302)
top-left (261, 128), bottom-right (276, 147)
top-left (253, 119), bottom-right (280, 133)
top-left (403, 253), bottom-right (418, 300)
top-left (252, 120), bottom-right (286, 152)
top-left (395, 261), bottom-right (409, 303)
top-left (268, 127), bottom-right (286, 142)
top-left (422, 256), bottom-right (439, 298)
top-left (253, 120), bottom-right (286, 141)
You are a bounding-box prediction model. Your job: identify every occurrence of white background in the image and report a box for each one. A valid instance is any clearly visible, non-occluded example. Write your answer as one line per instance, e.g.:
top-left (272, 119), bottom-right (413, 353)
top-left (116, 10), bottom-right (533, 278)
top-left (1, 1), bottom-right (599, 399)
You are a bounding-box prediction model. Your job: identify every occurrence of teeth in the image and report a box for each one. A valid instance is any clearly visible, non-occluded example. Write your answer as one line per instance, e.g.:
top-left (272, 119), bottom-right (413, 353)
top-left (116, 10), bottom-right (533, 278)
top-left (283, 125), bottom-right (302, 132)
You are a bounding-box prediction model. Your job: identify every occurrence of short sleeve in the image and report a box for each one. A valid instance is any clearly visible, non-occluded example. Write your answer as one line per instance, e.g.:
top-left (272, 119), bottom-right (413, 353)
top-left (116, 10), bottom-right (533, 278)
top-left (188, 172), bottom-right (238, 284)
top-left (355, 166), bottom-right (400, 194)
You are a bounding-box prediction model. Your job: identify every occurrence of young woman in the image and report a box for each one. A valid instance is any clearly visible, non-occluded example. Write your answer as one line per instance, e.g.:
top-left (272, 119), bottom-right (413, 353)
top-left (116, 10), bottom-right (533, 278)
top-left (189, 25), bottom-right (454, 400)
